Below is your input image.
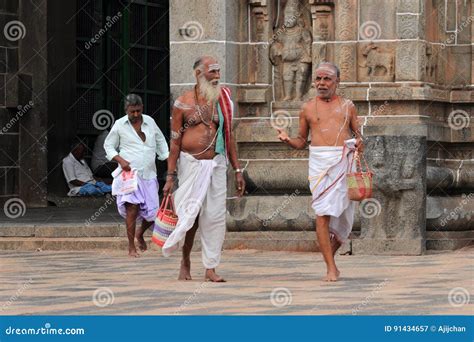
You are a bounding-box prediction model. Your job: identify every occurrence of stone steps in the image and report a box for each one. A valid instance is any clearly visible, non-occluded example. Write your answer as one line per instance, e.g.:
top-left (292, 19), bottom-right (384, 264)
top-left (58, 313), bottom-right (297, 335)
top-left (0, 232), bottom-right (324, 253)
top-left (47, 194), bottom-right (117, 208)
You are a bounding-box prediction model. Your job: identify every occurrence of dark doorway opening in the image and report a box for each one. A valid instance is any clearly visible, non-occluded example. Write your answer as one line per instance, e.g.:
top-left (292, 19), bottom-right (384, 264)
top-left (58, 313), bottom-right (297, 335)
top-left (48, 0), bottom-right (170, 200)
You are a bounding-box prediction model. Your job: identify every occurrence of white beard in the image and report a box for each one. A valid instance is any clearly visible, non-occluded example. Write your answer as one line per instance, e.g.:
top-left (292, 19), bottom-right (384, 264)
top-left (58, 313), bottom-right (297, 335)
top-left (198, 75), bottom-right (221, 103)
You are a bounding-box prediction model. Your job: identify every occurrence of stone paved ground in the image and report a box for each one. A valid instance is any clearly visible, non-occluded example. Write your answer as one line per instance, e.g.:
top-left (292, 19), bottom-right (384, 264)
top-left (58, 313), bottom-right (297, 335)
top-left (1, 248), bottom-right (472, 315)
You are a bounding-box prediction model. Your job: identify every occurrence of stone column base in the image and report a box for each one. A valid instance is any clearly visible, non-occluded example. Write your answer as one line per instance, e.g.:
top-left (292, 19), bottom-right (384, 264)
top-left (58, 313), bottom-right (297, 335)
top-left (352, 238), bottom-right (425, 255)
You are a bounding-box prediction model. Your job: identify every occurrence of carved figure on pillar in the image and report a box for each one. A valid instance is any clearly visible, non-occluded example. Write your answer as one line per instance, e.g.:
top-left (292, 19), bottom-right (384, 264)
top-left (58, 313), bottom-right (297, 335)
top-left (269, 0), bottom-right (312, 101)
top-left (361, 136), bottom-right (426, 242)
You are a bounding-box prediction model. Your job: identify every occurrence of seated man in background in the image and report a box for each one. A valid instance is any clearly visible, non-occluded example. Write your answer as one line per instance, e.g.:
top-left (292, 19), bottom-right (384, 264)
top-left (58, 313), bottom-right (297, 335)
top-left (91, 129), bottom-right (118, 180)
top-left (62, 141), bottom-right (112, 196)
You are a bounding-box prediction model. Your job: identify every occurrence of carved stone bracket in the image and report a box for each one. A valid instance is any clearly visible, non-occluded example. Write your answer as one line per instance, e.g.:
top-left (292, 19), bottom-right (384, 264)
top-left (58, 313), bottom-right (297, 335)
top-left (249, 0), bottom-right (269, 42)
top-left (309, 0), bottom-right (334, 41)
top-left (246, 0), bottom-right (270, 85)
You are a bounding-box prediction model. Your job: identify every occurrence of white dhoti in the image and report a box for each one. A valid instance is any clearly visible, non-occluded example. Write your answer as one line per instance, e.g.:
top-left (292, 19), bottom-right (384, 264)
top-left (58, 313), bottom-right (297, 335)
top-left (308, 139), bottom-right (356, 243)
top-left (162, 152), bottom-right (227, 269)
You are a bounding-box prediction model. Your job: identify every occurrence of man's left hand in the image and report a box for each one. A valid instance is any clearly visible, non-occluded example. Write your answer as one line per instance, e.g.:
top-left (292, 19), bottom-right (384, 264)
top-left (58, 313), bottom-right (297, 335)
top-left (235, 172), bottom-right (246, 197)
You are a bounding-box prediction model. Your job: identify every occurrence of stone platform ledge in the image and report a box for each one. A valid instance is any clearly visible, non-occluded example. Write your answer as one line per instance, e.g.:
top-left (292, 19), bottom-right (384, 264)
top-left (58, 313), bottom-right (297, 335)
top-left (339, 83), bottom-right (473, 103)
top-left (0, 232), bottom-right (351, 254)
top-left (352, 239), bottom-right (426, 255)
top-left (426, 239), bottom-right (474, 251)
top-left (0, 224), bottom-right (123, 237)
top-left (47, 194), bottom-right (116, 208)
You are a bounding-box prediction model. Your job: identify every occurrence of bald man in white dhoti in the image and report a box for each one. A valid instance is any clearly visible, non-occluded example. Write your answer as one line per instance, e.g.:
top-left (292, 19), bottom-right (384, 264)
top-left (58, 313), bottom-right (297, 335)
top-left (276, 62), bottom-right (364, 281)
top-left (309, 139), bottom-right (357, 243)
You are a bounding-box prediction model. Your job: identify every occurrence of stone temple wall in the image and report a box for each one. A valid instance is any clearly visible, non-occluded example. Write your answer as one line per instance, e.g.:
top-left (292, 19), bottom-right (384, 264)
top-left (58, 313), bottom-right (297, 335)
top-left (169, 0), bottom-right (473, 254)
top-left (0, 1), bottom-right (44, 206)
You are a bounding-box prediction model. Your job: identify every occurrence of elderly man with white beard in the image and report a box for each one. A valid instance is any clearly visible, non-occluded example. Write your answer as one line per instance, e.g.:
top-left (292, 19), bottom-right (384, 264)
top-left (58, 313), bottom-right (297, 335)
top-left (162, 56), bottom-right (245, 282)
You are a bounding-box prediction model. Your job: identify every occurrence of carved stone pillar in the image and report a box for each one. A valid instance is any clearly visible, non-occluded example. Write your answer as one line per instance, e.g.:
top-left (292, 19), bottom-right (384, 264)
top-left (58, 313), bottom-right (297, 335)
top-left (310, 2), bottom-right (332, 41)
top-left (335, 43), bottom-right (357, 81)
top-left (333, 0), bottom-right (357, 81)
top-left (250, 0), bottom-right (269, 41)
top-left (353, 135), bottom-right (427, 255)
top-left (335, 0), bottom-right (357, 41)
top-left (248, 0), bottom-right (270, 85)
top-left (309, 1), bottom-right (333, 75)
top-left (396, 0), bottom-right (425, 39)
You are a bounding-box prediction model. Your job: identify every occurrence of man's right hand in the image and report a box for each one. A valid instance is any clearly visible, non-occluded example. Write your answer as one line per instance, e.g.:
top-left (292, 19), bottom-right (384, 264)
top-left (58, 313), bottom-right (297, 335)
top-left (276, 128), bottom-right (290, 143)
top-left (119, 160), bottom-right (131, 172)
top-left (162, 178), bottom-right (174, 197)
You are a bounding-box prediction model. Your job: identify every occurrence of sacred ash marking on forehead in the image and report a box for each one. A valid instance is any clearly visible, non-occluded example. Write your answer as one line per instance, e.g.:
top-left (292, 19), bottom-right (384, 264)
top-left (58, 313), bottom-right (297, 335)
top-left (316, 65), bottom-right (337, 76)
top-left (208, 63), bottom-right (220, 71)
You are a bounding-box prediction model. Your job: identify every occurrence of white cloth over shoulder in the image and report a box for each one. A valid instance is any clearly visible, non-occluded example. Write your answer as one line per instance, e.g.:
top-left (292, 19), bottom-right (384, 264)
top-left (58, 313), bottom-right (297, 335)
top-left (162, 152), bottom-right (227, 269)
top-left (308, 139), bottom-right (356, 242)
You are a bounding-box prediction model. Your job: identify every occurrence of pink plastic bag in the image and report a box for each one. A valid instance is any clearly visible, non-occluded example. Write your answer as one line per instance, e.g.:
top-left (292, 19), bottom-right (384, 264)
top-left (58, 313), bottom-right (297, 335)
top-left (111, 169), bottom-right (138, 195)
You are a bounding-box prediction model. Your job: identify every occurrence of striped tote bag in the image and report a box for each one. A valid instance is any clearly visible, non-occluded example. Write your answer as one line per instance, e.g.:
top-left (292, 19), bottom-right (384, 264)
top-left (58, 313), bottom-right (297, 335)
top-left (152, 194), bottom-right (178, 247)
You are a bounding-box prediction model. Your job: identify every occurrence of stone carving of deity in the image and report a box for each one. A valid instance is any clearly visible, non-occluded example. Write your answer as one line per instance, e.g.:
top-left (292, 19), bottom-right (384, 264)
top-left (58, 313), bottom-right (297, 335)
top-left (269, 0), bottom-right (312, 101)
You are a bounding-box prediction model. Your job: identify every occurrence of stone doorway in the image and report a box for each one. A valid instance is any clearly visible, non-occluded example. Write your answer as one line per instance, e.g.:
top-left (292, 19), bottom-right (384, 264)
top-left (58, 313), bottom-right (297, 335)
top-left (47, 0), bottom-right (171, 200)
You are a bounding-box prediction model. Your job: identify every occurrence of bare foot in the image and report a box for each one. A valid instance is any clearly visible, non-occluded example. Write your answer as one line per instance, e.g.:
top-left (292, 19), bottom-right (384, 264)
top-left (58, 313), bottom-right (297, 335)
top-left (322, 268), bottom-right (340, 282)
top-left (178, 259), bottom-right (192, 280)
top-left (205, 269), bottom-right (226, 282)
top-left (136, 236), bottom-right (147, 252)
top-left (128, 248), bottom-right (140, 258)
